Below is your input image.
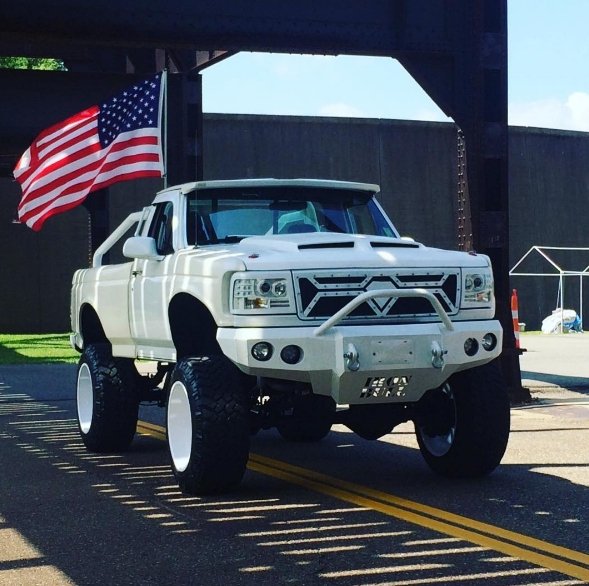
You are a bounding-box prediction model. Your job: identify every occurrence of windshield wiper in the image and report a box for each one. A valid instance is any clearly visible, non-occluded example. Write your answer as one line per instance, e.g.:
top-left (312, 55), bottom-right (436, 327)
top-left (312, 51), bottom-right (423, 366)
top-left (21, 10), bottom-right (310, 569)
top-left (195, 235), bottom-right (247, 246)
top-left (220, 235), bottom-right (247, 243)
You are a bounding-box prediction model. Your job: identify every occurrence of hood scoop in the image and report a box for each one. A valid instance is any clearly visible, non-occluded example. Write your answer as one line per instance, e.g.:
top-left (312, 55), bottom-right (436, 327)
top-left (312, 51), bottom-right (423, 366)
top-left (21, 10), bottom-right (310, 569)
top-left (238, 233), bottom-right (422, 255)
top-left (297, 237), bottom-right (420, 251)
top-left (298, 241), bottom-right (355, 250)
top-left (370, 240), bottom-right (419, 249)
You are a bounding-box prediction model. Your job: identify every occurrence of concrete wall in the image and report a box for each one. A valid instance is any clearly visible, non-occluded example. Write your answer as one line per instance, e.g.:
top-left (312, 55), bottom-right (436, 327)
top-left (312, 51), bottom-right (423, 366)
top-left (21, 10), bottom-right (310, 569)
top-left (1, 114), bottom-right (588, 332)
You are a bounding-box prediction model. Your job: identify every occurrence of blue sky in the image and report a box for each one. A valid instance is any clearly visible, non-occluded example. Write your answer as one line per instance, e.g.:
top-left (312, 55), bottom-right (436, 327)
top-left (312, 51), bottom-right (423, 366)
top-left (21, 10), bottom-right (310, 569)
top-left (201, 1), bottom-right (589, 132)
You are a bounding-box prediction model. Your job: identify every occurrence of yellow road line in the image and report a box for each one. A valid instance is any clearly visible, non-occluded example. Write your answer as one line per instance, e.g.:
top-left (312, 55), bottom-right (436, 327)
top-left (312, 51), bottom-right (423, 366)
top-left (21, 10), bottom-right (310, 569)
top-left (137, 420), bottom-right (165, 436)
top-left (249, 453), bottom-right (589, 568)
top-left (246, 458), bottom-right (589, 582)
top-left (136, 421), bottom-right (589, 582)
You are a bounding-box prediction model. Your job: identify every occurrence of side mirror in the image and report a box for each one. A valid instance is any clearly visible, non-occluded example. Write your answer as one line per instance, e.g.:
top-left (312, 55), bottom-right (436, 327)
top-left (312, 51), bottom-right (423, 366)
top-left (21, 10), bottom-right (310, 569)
top-left (123, 236), bottom-right (160, 260)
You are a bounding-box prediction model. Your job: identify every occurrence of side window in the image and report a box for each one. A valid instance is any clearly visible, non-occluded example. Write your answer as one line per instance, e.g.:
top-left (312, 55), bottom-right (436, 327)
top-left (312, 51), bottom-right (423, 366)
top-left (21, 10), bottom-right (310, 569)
top-left (148, 201), bottom-right (175, 255)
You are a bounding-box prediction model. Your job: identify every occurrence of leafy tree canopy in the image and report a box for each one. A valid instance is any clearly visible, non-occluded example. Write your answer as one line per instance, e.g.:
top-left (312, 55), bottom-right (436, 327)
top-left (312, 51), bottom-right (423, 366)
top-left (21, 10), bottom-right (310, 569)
top-left (0, 56), bottom-right (65, 70)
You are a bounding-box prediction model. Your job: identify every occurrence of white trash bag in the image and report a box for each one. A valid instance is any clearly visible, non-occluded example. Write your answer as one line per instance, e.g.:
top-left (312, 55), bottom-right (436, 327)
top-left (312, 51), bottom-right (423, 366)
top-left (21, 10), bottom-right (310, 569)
top-left (541, 309), bottom-right (583, 333)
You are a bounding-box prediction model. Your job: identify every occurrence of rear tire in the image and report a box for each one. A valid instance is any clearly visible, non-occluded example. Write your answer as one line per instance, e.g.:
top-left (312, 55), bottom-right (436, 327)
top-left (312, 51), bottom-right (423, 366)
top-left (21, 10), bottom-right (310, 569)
top-left (414, 361), bottom-right (510, 478)
top-left (277, 394), bottom-right (335, 442)
top-left (76, 344), bottom-right (139, 452)
top-left (166, 356), bottom-right (250, 495)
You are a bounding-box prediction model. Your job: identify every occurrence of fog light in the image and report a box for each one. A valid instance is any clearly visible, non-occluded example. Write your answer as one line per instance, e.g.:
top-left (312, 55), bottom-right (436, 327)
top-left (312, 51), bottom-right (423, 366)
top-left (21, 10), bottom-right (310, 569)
top-left (464, 337), bottom-right (479, 356)
top-left (251, 342), bottom-right (273, 361)
top-left (280, 345), bottom-right (303, 365)
top-left (482, 333), bottom-right (497, 351)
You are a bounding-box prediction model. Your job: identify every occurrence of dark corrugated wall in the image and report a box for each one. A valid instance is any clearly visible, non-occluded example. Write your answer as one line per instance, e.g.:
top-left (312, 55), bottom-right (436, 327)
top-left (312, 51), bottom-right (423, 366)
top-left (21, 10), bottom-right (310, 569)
top-left (509, 127), bottom-right (589, 331)
top-left (202, 115), bottom-right (459, 250)
top-left (0, 115), bottom-right (587, 332)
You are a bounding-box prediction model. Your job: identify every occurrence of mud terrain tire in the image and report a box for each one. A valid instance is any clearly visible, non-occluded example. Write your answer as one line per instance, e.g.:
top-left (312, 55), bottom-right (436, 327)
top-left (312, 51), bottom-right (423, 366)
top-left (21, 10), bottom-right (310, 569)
top-left (415, 361), bottom-right (510, 478)
top-left (76, 344), bottom-right (139, 452)
top-left (166, 356), bottom-right (250, 495)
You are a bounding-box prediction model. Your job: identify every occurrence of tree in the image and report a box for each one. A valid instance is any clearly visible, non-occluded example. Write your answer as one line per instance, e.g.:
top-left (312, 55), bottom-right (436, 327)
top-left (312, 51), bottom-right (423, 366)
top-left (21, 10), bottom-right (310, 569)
top-left (0, 57), bottom-right (65, 70)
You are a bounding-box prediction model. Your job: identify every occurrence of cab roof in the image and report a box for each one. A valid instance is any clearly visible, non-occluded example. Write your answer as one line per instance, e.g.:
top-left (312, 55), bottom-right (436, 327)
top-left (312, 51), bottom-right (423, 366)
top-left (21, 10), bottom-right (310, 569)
top-left (156, 178), bottom-right (380, 197)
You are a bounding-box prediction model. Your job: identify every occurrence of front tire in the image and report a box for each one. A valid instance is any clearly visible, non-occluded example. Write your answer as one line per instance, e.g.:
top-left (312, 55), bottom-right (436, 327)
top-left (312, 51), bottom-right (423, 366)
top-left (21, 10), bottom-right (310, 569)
top-left (166, 356), bottom-right (250, 495)
top-left (76, 344), bottom-right (139, 452)
top-left (414, 361), bottom-right (510, 478)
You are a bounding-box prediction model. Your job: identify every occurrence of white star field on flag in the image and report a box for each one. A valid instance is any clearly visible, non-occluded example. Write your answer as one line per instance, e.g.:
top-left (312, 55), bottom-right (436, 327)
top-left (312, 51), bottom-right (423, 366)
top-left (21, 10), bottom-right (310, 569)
top-left (98, 75), bottom-right (161, 147)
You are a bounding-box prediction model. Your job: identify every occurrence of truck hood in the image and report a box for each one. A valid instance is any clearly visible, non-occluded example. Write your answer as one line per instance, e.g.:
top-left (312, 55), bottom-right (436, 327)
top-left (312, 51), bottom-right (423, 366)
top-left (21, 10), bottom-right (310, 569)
top-left (231, 233), bottom-right (490, 270)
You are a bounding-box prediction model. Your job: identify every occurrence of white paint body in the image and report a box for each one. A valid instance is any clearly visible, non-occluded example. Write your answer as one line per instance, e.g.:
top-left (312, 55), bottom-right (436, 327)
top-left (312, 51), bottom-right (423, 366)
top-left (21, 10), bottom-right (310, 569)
top-left (70, 179), bottom-right (502, 405)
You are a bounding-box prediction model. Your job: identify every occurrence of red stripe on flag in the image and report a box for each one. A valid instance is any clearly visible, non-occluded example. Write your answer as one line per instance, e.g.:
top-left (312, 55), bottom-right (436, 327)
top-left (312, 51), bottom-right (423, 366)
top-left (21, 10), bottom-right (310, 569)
top-left (19, 132), bottom-right (161, 208)
top-left (17, 141), bottom-right (103, 209)
top-left (26, 196), bottom-right (90, 232)
top-left (19, 140), bottom-right (162, 225)
top-left (15, 126), bottom-right (98, 191)
top-left (92, 168), bottom-right (164, 193)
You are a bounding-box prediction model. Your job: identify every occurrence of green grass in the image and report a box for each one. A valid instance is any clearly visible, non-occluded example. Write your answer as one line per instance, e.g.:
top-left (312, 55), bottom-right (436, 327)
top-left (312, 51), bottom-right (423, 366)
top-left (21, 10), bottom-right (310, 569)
top-left (0, 334), bottom-right (79, 365)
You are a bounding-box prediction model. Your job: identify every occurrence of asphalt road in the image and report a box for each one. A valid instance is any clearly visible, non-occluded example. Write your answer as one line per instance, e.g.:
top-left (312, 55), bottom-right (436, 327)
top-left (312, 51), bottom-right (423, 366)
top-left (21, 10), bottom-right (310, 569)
top-left (0, 335), bottom-right (588, 585)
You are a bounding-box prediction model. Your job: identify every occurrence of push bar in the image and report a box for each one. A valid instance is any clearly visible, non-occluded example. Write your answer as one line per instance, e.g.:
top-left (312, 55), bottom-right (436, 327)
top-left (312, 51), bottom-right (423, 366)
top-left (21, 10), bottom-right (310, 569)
top-left (313, 288), bottom-right (455, 337)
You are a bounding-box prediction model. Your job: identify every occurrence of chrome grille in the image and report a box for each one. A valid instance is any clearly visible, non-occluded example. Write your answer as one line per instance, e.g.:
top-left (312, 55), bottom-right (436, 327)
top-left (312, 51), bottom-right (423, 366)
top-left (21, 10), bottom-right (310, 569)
top-left (294, 269), bottom-right (460, 322)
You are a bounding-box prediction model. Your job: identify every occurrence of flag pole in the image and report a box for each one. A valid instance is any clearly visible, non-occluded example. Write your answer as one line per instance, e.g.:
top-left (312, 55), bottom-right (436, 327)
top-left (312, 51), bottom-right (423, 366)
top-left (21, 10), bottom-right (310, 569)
top-left (160, 69), bottom-right (168, 188)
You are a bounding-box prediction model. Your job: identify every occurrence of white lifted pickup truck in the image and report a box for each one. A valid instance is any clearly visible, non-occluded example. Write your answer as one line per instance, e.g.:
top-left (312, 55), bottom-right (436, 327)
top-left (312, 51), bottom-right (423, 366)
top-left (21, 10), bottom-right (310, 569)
top-left (71, 178), bottom-right (509, 494)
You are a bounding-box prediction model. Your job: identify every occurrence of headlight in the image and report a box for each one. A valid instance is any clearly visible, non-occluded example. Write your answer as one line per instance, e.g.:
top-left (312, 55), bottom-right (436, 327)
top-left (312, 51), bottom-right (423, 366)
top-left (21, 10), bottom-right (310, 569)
top-left (231, 273), bottom-right (294, 313)
top-left (463, 270), bottom-right (494, 305)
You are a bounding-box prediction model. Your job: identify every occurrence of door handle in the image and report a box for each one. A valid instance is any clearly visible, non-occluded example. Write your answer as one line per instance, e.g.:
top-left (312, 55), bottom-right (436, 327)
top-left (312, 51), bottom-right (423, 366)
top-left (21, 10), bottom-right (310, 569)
top-left (132, 270), bottom-right (143, 277)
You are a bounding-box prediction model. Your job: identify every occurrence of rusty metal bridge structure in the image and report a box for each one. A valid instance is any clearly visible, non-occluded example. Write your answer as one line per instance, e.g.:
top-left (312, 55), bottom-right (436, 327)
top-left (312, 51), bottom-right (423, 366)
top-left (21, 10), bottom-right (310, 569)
top-left (0, 0), bottom-right (526, 399)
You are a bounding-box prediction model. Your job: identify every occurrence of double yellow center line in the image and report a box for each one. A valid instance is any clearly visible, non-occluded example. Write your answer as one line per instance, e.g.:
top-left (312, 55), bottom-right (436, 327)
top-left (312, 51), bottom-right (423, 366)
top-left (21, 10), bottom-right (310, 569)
top-left (137, 420), bottom-right (589, 581)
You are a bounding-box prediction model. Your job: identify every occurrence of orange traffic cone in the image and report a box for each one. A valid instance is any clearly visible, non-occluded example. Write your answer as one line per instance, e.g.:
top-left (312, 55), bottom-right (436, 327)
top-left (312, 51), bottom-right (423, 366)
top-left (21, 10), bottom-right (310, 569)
top-left (511, 289), bottom-right (520, 349)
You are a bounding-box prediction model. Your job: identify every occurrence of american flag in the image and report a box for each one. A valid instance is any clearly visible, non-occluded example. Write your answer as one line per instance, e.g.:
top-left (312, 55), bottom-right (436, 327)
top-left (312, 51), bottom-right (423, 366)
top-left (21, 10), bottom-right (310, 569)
top-left (14, 73), bottom-right (165, 231)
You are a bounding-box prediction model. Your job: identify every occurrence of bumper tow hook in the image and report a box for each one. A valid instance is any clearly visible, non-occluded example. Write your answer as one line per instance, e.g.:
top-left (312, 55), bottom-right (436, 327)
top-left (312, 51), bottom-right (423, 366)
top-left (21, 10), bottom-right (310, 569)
top-left (344, 343), bottom-right (360, 371)
top-left (431, 341), bottom-right (447, 369)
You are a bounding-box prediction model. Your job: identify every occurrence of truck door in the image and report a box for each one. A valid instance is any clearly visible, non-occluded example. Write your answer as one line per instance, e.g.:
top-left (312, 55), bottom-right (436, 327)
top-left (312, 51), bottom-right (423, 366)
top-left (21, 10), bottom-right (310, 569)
top-left (129, 200), bottom-right (176, 359)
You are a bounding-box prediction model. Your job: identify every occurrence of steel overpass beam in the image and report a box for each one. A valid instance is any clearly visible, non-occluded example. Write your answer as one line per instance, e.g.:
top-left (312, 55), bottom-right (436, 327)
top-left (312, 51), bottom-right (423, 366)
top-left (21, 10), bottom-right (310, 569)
top-left (0, 0), bottom-right (525, 398)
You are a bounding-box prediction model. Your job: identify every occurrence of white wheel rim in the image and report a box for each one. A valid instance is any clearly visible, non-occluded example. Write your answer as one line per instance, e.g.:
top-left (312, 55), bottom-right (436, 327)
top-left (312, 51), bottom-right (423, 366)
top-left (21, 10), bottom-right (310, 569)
top-left (167, 381), bottom-right (193, 473)
top-left (419, 384), bottom-right (456, 457)
top-left (421, 427), bottom-right (455, 457)
top-left (77, 363), bottom-right (93, 434)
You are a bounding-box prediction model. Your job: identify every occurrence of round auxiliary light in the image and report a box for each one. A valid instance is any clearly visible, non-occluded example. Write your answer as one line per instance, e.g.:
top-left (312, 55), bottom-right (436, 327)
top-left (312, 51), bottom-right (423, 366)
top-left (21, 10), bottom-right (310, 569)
top-left (464, 337), bottom-right (479, 357)
top-left (280, 345), bottom-right (303, 365)
top-left (482, 333), bottom-right (498, 351)
top-left (251, 342), bottom-right (273, 361)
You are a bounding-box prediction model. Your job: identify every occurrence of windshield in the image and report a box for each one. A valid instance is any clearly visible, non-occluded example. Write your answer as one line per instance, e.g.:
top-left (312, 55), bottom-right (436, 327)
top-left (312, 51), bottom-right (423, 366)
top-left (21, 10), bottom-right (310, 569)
top-left (186, 186), bottom-right (398, 245)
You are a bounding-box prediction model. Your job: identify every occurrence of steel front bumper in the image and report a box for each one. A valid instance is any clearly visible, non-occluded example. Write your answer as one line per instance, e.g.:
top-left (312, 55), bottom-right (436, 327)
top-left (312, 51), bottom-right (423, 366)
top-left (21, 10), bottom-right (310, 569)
top-left (218, 289), bottom-right (503, 405)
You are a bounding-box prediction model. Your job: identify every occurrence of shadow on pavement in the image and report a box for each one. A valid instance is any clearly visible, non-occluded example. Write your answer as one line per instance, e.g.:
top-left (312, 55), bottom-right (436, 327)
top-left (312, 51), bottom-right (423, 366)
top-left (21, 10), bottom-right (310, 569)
top-left (522, 370), bottom-right (589, 392)
top-left (0, 364), bottom-right (588, 585)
